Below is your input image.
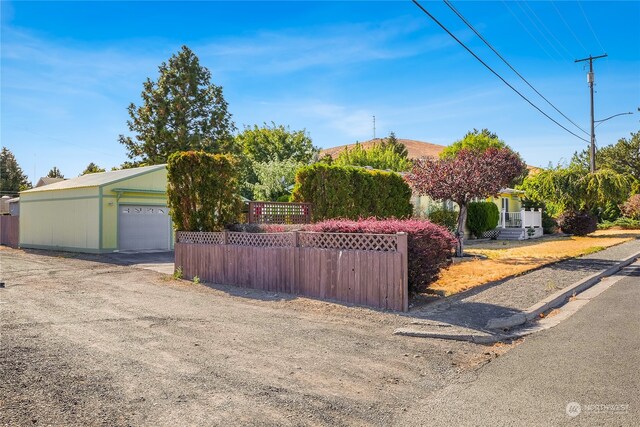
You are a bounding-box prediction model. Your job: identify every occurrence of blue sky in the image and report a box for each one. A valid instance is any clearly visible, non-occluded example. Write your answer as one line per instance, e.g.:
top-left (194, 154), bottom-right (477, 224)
top-left (2, 1), bottom-right (639, 183)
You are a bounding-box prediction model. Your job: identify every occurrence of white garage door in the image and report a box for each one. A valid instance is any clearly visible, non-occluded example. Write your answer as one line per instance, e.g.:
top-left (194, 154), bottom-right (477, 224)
top-left (118, 205), bottom-right (171, 251)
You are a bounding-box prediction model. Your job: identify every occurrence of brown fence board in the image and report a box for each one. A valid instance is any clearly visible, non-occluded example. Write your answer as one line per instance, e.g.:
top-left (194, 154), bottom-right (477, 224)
top-left (0, 216), bottom-right (19, 248)
top-left (175, 231), bottom-right (409, 312)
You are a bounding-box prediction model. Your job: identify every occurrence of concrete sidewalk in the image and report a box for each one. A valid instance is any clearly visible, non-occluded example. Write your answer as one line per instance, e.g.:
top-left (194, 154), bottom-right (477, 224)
top-left (395, 238), bottom-right (640, 341)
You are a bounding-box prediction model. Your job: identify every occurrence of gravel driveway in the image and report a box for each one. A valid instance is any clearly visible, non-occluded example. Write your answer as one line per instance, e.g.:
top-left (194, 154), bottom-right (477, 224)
top-left (0, 247), bottom-right (500, 426)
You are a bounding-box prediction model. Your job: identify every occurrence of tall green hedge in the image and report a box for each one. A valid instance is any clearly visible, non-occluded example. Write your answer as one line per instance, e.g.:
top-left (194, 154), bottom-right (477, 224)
top-left (467, 201), bottom-right (499, 238)
top-left (167, 151), bottom-right (242, 231)
top-left (291, 164), bottom-right (413, 221)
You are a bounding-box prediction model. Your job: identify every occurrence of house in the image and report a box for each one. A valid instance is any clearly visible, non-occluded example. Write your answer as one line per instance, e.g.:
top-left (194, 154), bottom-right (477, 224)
top-left (323, 138), bottom-right (543, 240)
top-left (36, 177), bottom-right (65, 187)
top-left (19, 165), bottom-right (173, 253)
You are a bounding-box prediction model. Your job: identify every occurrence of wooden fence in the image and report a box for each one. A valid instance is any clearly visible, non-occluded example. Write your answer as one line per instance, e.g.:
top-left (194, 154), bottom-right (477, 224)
top-left (247, 202), bottom-right (312, 224)
top-left (0, 216), bottom-right (19, 248)
top-left (175, 230), bottom-right (408, 311)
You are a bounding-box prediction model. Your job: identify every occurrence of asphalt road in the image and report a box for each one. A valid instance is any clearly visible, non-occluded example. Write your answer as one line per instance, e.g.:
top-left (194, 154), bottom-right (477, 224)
top-left (400, 263), bottom-right (640, 426)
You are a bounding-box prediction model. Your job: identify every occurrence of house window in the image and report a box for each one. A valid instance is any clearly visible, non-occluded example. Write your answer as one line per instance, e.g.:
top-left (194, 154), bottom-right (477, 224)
top-left (501, 197), bottom-right (509, 212)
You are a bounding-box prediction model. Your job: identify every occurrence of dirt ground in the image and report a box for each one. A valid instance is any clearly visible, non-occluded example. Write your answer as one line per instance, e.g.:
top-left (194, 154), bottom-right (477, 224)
top-left (0, 247), bottom-right (506, 426)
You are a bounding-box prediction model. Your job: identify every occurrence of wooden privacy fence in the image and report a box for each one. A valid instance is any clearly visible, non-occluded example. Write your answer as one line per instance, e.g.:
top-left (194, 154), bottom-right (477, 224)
top-left (0, 216), bottom-right (19, 248)
top-left (175, 230), bottom-right (409, 311)
top-left (247, 202), bottom-right (312, 224)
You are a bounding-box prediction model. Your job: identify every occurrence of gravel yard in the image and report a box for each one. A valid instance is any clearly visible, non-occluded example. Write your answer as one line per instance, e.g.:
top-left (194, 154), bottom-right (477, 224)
top-left (0, 247), bottom-right (498, 427)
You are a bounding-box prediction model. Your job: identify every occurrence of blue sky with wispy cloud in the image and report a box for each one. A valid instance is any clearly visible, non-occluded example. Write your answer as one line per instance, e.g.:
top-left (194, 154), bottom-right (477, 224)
top-left (2, 1), bottom-right (638, 182)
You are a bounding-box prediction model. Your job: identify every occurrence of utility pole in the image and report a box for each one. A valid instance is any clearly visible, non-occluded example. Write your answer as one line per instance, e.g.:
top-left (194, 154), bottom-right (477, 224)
top-left (575, 53), bottom-right (607, 173)
top-left (373, 115), bottom-right (376, 139)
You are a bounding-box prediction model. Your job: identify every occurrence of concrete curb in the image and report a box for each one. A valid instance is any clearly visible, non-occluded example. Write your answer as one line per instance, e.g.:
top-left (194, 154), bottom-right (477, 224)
top-left (485, 249), bottom-right (640, 330)
top-left (393, 328), bottom-right (509, 344)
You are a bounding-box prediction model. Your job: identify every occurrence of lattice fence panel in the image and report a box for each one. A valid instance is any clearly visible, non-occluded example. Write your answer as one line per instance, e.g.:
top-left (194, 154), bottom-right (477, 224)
top-left (249, 202), bottom-right (311, 224)
top-left (176, 231), bottom-right (224, 245)
top-left (298, 232), bottom-right (398, 252)
top-left (227, 232), bottom-right (294, 247)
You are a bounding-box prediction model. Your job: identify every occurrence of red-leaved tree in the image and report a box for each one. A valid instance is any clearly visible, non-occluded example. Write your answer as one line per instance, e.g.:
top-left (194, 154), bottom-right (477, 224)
top-left (406, 148), bottom-right (526, 256)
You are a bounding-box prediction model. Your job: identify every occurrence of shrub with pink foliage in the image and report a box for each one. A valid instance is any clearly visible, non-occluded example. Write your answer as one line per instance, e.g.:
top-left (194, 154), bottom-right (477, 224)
top-left (621, 194), bottom-right (640, 220)
top-left (304, 218), bottom-right (456, 294)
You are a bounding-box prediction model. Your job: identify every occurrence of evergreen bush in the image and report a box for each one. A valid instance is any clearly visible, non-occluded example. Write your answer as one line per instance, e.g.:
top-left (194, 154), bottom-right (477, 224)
top-left (167, 151), bottom-right (242, 231)
top-left (466, 202), bottom-right (499, 238)
top-left (291, 164), bottom-right (413, 221)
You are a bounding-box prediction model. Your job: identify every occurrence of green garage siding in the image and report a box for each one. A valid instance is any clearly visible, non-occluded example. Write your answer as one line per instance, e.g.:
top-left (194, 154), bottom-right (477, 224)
top-left (19, 165), bottom-right (173, 253)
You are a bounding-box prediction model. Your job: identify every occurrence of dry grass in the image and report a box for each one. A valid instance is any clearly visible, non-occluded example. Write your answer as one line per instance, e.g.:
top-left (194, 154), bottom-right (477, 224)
top-left (429, 230), bottom-right (640, 297)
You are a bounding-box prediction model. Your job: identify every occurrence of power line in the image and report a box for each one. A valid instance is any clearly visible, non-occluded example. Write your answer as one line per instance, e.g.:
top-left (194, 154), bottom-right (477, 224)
top-left (411, 0), bottom-right (590, 144)
top-left (577, 0), bottom-right (606, 53)
top-left (550, 0), bottom-right (589, 54)
top-left (443, 0), bottom-right (589, 136)
top-left (515, 1), bottom-right (567, 61)
top-left (501, 0), bottom-right (560, 65)
top-left (521, 1), bottom-right (575, 60)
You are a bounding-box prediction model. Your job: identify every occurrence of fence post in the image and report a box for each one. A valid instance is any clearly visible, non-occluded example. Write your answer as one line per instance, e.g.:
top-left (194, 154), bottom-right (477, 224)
top-left (520, 208), bottom-right (527, 228)
top-left (222, 230), bottom-right (229, 245)
top-left (248, 202), bottom-right (254, 223)
top-left (292, 231), bottom-right (299, 295)
top-left (397, 232), bottom-right (409, 312)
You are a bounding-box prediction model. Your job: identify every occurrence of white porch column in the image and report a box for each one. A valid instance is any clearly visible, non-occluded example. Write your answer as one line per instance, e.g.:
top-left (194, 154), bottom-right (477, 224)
top-left (501, 209), bottom-right (506, 228)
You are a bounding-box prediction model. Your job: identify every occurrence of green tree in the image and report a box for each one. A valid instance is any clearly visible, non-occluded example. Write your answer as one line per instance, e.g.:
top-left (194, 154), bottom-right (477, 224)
top-left (252, 159), bottom-right (302, 201)
top-left (47, 167), bottom-right (64, 178)
top-left (440, 128), bottom-right (506, 159)
top-left (518, 165), bottom-right (631, 217)
top-left (441, 128), bottom-right (527, 185)
top-left (236, 122), bottom-right (318, 199)
top-left (569, 149), bottom-right (590, 171)
top-left (237, 122), bottom-right (318, 163)
top-left (81, 162), bottom-right (106, 175)
top-left (598, 131), bottom-right (640, 180)
top-left (334, 141), bottom-right (411, 172)
top-left (0, 147), bottom-right (31, 194)
top-left (119, 45), bottom-right (236, 165)
top-left (379, 132), bottom-right (408, 158)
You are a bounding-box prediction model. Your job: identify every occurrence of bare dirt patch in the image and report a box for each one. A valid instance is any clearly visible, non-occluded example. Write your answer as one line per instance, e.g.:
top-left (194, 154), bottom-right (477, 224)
top-left (0, 248), bottom-right (496, 426)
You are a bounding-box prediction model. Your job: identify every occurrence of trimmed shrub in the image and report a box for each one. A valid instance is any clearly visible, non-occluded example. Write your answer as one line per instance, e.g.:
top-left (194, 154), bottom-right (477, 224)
top-left (466, 202), bottom-right (499, 238)
top-left (291, 163), bottom-right (413, 221)
top-left (428, 209), bottom-right (458, 232)
top-left (542, 214), bottom-right (558, 234)
top-left (621, 194), bottom-right (640, 220)
top-left (557, 211), bottom-right (598, 236)
top-left (226, 223), bottom-right (303, 233)
top-left (167, 151), bottom-right (242, 231)
top-left (598, 218), bottom-right (640, 230)
top-left (303, 218), bottom-right (456, 294)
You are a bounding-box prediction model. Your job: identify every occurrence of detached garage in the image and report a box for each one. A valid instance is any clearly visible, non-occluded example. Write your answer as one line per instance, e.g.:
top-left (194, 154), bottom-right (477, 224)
top-left (19, 165), bottom-right (173, 253)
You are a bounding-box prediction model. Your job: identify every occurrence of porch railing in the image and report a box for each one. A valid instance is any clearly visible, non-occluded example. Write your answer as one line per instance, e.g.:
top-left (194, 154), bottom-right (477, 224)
top-left (500, 208), bottom-right (542, 228)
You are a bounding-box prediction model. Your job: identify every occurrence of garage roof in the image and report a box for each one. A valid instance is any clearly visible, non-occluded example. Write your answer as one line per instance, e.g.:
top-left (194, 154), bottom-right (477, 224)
top-left (21, 164), bottom-right (166, 193)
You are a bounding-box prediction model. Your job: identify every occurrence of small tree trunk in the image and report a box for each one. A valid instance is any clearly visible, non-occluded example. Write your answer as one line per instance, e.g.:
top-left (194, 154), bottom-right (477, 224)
top-left (456, 203), bottom-right (467, 257)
